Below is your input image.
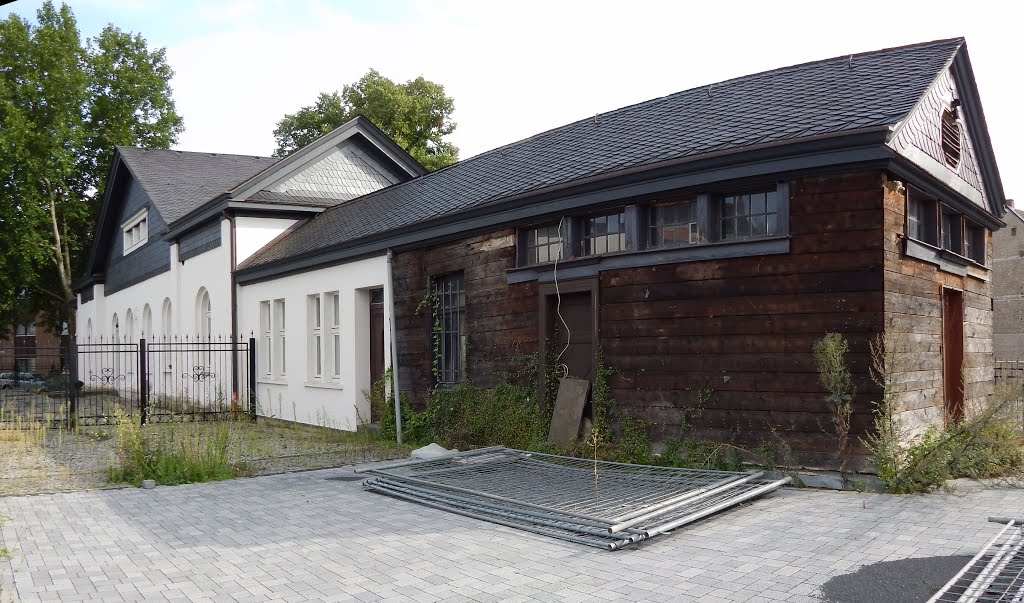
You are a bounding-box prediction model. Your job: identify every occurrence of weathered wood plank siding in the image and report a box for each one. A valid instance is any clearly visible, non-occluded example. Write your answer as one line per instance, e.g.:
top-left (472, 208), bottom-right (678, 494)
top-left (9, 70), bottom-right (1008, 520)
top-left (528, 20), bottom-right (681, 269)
top-left (882, 176), bottom-right (994, 432)
top-left (392, 229), bottom-right (539, 401)
top-left (600, 172), bottom-right (886, 469)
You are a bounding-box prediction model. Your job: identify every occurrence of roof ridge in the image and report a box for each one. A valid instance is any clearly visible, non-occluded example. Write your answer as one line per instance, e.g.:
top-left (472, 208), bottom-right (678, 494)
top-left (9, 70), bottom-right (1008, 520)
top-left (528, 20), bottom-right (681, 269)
top-left (117, 145), bottom-right (276, 161)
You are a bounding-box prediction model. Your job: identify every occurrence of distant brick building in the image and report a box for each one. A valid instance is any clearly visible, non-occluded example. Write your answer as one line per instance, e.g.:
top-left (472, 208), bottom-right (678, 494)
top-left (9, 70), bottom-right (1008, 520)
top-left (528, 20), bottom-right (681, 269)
top-left (0, 316), bottom-right (67, 375)
top-left (993, 203), bottom-right (1024, 362)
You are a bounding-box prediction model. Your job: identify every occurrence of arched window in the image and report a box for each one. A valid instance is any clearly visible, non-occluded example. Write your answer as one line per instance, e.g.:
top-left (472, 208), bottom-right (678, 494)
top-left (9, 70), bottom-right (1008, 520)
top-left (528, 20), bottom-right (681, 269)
top-left (142, 304), bottom-right (153, 339)
top-left (196, 288), bottom-right (212, 339)
top-left (86, 318), bottom-right (93, 341)
top-left (161, 298), bottom-right (172, 336)
top-left (112, 313), bottom-right (120, 342)
top-left (125, 309), bottom-right (135, 343)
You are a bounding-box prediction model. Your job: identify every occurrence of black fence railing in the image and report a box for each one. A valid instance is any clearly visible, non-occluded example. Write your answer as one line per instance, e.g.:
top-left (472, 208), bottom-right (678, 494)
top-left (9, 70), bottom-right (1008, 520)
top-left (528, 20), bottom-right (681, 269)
top-left (0, 336), bottom-right (256, 427)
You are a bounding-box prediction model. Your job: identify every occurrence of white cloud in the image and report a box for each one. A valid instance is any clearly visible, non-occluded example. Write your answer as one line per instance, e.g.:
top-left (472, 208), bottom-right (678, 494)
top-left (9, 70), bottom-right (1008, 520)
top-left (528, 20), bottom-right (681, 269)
top-left (148, 0), bottom-right (1021, 196)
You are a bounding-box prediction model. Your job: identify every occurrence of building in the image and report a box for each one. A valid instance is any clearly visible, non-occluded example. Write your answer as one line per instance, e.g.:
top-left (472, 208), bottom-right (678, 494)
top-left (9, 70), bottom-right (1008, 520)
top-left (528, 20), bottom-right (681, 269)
top-left (993, 202), bottom-right (1024, 362)
top-left (80, 38), bottom-right (1007, 469)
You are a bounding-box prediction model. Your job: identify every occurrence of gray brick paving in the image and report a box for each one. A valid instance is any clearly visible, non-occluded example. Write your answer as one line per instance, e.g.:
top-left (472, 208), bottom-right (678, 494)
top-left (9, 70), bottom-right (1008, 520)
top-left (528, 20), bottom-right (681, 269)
top-left (1, 470), bottom-right (1022, 602)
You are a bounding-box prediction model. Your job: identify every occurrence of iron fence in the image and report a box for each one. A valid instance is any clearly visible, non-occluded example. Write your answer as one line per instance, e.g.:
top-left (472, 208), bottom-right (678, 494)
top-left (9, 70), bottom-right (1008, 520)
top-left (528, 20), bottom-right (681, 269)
top-left (0, 336), bottom-right (256, 427)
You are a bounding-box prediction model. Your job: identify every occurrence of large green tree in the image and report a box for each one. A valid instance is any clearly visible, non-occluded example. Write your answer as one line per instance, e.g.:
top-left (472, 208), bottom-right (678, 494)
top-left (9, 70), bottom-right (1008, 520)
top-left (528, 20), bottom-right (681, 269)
top-left (0, 2), bottom-right (183, 335)
top-left (273, 69), bottom-right (457, 171)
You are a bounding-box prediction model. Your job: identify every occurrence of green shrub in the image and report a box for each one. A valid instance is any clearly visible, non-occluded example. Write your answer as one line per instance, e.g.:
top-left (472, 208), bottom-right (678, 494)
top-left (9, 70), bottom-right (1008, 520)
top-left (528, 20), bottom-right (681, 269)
top-left (418, 381), bottom-right (545, 450)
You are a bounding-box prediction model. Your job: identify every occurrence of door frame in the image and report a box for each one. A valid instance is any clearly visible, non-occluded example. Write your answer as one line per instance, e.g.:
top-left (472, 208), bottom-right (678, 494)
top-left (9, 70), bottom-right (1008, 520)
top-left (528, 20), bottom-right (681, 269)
top-left (941, 286), bottom-right (965, 424)
top-left (538, 277), bottom-right (600, 385)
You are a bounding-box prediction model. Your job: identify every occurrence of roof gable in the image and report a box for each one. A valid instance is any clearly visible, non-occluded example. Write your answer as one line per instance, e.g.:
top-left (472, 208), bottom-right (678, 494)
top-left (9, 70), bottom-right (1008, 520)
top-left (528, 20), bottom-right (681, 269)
top-left (117, 147), bottom-right (278, 223)
top-left (242, 38), bottom-right (969, 272)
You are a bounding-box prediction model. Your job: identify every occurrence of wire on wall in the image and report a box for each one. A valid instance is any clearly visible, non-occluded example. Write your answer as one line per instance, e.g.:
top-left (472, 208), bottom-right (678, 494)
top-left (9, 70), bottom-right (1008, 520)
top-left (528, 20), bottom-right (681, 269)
top-left (553, 216), bottom-right (570, 379)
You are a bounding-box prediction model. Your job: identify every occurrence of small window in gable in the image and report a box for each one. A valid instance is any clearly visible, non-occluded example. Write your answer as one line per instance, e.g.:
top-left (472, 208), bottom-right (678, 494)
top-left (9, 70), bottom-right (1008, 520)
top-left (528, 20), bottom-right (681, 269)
top-left (941, 105), bottom-right (962, 169)
top-left (122, 209), bottom-right (149, 255)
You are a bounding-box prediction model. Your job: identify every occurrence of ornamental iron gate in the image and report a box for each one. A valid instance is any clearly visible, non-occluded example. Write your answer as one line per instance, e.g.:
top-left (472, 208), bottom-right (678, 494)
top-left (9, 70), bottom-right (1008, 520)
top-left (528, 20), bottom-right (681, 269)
top-left (0, 336), bottom-right (256, 427)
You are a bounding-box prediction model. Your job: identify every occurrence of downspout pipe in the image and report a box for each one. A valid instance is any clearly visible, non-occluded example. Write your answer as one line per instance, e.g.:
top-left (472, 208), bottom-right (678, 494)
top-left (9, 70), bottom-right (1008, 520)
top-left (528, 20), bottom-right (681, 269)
top-left (385, 248), bottom-right (402, 444)
top-left (225, 210), bottom-right (240, 404)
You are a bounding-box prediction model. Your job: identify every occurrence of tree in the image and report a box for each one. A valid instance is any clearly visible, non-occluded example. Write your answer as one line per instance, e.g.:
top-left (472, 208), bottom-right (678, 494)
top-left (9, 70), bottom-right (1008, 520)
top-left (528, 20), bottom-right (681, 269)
top-left (273, 69), bottom-right (457, 171)
top-left (0, 2), bottom-right (183, 335)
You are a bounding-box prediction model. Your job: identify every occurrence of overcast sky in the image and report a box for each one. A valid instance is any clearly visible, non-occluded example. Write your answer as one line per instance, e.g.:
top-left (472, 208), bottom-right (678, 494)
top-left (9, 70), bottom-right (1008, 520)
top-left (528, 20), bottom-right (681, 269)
top-left (7, 0), bottom-right (1023, 199)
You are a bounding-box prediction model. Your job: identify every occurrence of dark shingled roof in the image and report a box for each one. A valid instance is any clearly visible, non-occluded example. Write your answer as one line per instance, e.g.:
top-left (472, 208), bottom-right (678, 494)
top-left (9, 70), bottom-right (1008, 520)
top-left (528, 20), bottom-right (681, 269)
top-left (117, 147), bottom-right (279, 224)
top-left (244, 38), bottom-right (964, 270)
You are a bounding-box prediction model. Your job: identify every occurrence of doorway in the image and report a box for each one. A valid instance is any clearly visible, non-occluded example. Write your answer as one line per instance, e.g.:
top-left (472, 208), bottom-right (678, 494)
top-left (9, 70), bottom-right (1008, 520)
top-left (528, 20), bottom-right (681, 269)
top-left (942, 287), bottom-right (965, 424)
top-left (369, 289), bottom-right (385, 422)
top-left (539, 278), bottom-right (598, 383)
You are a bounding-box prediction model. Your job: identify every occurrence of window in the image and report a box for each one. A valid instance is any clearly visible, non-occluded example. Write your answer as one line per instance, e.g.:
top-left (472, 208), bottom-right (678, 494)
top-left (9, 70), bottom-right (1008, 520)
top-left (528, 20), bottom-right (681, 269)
top-left (196, 289), bottom-right (211, 339)
top-left (431, 273), bottom-right (465, 386)
top-left (941, 106), bottom-right (962, 169)
top-left (142, 304), bottom-right (152, 339)
top-left (260, 301), bottom-right (272, 377)
top-left (721, 191), bottom-right (779, 241)
top-left (650, 200), bottom-right (704, 248)
top-left (523, 223), bottom-right (564, 265)
top-left (582, 211), bottom-right (626, 256)
top-left (86, 319), bottom-right (93, 340)
top-left (125, 309), bottom-right (135, 343)
top-left (907, 193), bottom-right (939, 246)
top-left (942, 209), bottom-right (963, 255)
top-left (964, 222), bottom-right (985, 264)
top-left (329, 292), bottom-right (341, 381)
top-left (161, 298), bottom-right (172, 336)
top-left (274, 299), bottom-right (286, 376)
top-left (308, 294), bottom-right (323, 380)
top-left (122, 209), bottom-right (148, 255)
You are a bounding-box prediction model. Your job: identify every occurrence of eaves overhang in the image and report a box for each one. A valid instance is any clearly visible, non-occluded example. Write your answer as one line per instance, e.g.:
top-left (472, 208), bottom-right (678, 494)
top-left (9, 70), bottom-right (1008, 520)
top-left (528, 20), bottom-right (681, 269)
top-left (236, 129), bottom-right (896, 284)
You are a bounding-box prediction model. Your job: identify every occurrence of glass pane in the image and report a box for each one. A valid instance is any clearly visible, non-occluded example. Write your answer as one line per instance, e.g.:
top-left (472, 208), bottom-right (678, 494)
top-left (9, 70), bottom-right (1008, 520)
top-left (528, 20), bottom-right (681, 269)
top-left (767, 214), bottom-right (778, 236)
top-left (750, 215), bottom-right (765, 237)
top-left (334, 335), bottom-right (341, 376)
top-left (766, 191), bottom-right (778, 214)
top-left (722, 219), bottom-right (735, 240)
top-left (722, 197), bottom-right (735, 218)
top-left (736, 216), bottom-right (751, 238)
top-left (751, 193), bottom-right (766, 215)
top-left (736, 195), bottom-right (749, 216)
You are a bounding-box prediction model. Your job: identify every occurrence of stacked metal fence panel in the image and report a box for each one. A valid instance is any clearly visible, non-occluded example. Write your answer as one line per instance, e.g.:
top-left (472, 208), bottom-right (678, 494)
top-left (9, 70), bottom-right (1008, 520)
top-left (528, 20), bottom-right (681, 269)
top-left (359, 447), bottom-right (790, 550)
top-left (928, 517), bottom-right (1024, 602)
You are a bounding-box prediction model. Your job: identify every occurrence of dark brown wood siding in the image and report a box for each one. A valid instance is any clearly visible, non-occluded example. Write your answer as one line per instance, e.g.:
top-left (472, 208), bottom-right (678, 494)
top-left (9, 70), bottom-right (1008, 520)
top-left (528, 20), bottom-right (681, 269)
top-left (392, 230), bottom-right (539, 401)
top-left (600, 172), bottom-right (886, 469)
top-left (881, 175), bottom-right (994, 432)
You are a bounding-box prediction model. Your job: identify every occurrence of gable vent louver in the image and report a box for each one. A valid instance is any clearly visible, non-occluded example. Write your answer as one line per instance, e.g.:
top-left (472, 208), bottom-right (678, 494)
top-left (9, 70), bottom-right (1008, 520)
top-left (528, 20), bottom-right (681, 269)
top-left (940, 105), bottom-right (962, 169)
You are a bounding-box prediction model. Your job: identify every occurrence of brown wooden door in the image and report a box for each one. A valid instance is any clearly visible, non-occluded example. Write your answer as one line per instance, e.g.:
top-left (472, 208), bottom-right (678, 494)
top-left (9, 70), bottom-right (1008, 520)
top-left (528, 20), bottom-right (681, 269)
top-left (547, 291), bottom-right (595, 381)
top-left (942, 288), bottom-right (965, 424)
top-left (369, 289), bottom-right (385, 421)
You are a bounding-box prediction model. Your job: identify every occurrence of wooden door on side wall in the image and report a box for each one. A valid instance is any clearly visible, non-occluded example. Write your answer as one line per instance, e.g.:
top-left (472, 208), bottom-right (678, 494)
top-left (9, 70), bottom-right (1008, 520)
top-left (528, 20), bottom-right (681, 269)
top-left (942, 287), bottom-right (965, 424)
top-left (369, 289), bottom-right (385, 422)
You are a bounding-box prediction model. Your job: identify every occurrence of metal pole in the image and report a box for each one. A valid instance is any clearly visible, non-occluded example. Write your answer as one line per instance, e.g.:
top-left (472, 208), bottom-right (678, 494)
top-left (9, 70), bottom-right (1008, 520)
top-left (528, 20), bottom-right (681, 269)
top-left (139, 338), bottom-right (148, 426)
top-left (926, 519), bottom-right (1016, 603)
top-left (385, 248), bottom-right (402, 444)
top-left (248, 336), bottom-right (257, 420)
top-left (643, 477), bottom-right (792, 537)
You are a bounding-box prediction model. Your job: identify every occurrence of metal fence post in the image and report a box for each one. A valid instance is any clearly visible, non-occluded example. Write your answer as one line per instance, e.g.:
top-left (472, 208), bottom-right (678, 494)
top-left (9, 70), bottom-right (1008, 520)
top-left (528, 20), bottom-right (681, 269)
top-left (67, 338), bottom-right (79, 429)
top-left (248, 336), bottom-right (257, 420)
top-left (139, 338), bottom-right (148, 426)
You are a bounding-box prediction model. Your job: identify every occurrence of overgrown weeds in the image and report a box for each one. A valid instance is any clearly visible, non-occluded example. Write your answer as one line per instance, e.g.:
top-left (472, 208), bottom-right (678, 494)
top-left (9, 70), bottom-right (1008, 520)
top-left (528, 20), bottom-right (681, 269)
top-left (813, 332), bottom-right (855, 474)
top-left (864, 332), bottom-right (1024, 493)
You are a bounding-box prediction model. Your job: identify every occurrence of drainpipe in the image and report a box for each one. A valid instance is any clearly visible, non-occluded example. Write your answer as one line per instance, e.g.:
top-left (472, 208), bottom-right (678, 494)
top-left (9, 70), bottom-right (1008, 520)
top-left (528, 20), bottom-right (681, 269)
top-left (386, 248), bottom-right (402, 444)
top-left (225, 210), bottom-right (240, 404)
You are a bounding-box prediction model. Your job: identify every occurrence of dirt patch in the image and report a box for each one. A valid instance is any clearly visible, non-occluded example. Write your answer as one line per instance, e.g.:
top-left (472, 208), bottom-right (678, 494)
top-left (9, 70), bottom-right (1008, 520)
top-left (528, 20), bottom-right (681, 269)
top-left (819, 555), bottom-right (971, 603)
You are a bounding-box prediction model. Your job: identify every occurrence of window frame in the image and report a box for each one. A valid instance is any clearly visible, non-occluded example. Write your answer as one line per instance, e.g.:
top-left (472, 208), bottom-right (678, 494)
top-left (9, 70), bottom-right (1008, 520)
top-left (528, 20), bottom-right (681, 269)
top-left (906, 190), bottom-right (940, 247)
top-left (260, 301), bottom-right (272, 378)
top-left (308, 294), bottom-right (323, 380)
top-left (430, 272), bottom-right (466, 387)
top-left (121, 209), bottom-right (149, 255)
top-left (273, 299), bottom-right (286, 377)
top-left (329, 292), bottom-right (341, 381)
top-left (580, 209), bottom-right (628, 257)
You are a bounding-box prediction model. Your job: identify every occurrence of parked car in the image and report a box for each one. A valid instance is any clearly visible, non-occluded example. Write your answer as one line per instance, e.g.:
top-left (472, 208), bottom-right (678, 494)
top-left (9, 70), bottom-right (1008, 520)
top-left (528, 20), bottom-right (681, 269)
top-left (0, 372), bottom-right (47, 390)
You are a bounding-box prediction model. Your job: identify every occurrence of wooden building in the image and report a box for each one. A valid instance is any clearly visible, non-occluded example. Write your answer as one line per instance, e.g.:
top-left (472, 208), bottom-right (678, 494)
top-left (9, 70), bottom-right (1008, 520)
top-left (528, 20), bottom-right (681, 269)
top-left (237, 38), bottom-right (1006, 469)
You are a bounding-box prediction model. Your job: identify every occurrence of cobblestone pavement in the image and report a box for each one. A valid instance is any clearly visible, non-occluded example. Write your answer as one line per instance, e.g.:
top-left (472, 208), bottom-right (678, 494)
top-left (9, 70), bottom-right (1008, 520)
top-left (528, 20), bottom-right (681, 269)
top-left (1, 467), bottom-right (1022, 602)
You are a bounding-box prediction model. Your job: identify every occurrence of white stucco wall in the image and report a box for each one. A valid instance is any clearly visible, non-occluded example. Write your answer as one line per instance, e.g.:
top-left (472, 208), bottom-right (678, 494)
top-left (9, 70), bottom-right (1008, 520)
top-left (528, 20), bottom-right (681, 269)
top-left (237, 254), bottom-right (391, 431)
top-left (235, 216), bottom-right (298, 264)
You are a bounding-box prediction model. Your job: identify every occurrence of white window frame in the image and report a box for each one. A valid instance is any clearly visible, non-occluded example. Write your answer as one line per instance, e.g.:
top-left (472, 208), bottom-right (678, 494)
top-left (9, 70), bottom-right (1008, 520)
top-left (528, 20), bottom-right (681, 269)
top-left (329, 292), bottom-right (341, 381)
top-left (273, 299), bottom-right (286, 377)
top-left (121, 209), bottom-right (149, 255)
top-left (308, 294), bottom-right (323, 380)
top-left (260, 301), bottom-right (272, 378)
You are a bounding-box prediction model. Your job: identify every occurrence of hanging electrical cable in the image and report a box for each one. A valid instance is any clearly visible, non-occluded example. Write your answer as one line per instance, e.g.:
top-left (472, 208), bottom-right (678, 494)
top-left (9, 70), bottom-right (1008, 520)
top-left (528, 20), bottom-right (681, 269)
top-left (552, 215), bottom-right (571, 379)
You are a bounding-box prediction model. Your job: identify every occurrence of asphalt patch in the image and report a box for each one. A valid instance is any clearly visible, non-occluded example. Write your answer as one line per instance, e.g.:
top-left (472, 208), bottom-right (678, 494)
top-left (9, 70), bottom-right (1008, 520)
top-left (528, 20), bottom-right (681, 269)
top-left (819, 555), bottom-right (971, 603)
